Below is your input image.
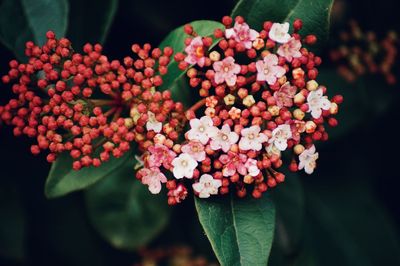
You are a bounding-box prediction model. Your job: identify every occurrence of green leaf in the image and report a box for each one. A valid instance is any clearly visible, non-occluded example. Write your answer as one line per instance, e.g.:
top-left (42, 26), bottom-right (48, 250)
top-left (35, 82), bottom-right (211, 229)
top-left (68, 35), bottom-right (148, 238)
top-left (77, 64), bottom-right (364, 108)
top-left (0, 0), bottom-right (68, 60)
top-left (195, 194), bottom-right (275, 266)
top-left (67, 0), bottom-right (118, 48)
top-left (45, 151), bottom-right (131, 198)
top-left (0, 184), bottom-right (26, 261)
top-left (21, 0), bottom-right (69, 46)
top-left (231, 0), bottom-right (334, 41)
top-left (158, 20), bottom-right (224, 105)
top-left (85, 160), bottom-right (170, 250)
top-left (0, 0), bottom-right (33, 60)
top-left (270, 171), bottom-right (304, 258)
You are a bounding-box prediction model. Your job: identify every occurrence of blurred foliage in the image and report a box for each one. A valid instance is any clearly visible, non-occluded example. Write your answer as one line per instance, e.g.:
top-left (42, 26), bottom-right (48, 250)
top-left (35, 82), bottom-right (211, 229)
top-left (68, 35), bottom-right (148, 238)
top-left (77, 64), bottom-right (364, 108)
top-left (1, 0), bottom-right (400, 265)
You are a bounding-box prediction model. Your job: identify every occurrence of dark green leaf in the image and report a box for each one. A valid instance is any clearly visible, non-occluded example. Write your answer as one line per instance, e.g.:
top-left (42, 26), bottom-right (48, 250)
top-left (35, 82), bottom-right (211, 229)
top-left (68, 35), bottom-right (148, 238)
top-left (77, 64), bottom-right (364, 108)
top-left (231, 0), bottom-right (334, 41)
top-left (85, 159), bottom-right (171, 250)
top-left (0, 184), bottom-right (26, 261)
top-left (0, 0), bottom-right (68, 60)
top-left (270, 171), bottom-right (304, 258)
top-left (195, 194), bottom-right (275, 266)
top-left (45, 151), bottom-right (131, 198)
top-left (0, 0), bottom-right (33, 60)
top-left (21, 0), bottom-right (69, 46)
top-left (67, 0), bottom-right (118, 48)
top-left (158, 20), bottom-right (224, 105)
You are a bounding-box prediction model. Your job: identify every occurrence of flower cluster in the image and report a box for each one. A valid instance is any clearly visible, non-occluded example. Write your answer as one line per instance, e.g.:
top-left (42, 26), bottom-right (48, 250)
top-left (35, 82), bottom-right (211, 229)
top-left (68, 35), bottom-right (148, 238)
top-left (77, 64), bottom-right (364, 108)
top-left (0, 31), bottom-right (184, 169)
top-left (330, 20), bottom-right (398, 84)
top-left (137, 16), bottom-right (343, 204)
top-left (1, 16), bottom-right (343, 205)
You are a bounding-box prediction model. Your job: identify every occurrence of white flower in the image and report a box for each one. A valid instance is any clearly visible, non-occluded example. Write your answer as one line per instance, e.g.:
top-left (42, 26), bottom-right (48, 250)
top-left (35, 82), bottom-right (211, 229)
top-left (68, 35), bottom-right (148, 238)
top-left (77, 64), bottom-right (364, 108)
top-left (245, 158), bottom-right (260, 177)
top-left (307, 88), bottom-right (331, 119)
top-left (172, 153), bottom-right (198, 179)
top-left (192, 174), bottom-right (222, 198)
top-left (298, 145), bottom-right (319, 174)
top-left (270, 124), bottom-right (292, 151)
top-left (269, 22), bottom-right (291, 44)
top-left (146, 111), bottom-right (162, 133)
top-left (187, 116), bottom-right (216, 145)
top-left (209, 124), bottom-right (239, 152)
top-left (239, 125), bottom-right (268, 151)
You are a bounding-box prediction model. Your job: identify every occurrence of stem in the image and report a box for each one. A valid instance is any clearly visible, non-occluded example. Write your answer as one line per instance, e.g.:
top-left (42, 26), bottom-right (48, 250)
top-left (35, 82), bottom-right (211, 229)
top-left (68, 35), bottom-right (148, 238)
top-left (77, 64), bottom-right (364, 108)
top-left (188, 99), bottom-right (206, 113)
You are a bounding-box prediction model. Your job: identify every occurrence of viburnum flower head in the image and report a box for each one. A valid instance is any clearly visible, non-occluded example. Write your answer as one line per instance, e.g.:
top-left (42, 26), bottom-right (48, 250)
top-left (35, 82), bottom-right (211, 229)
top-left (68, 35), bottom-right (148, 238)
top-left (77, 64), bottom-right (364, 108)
top-left (209, 124), bottom-right (239, 152)
top-left (187, 116), bottom-right (216, 144)
top-left (213, 56), bottom-right (241, 86)
top-left (277, 37), bottom-right (302, 62)
top-left (256, 54), bottom-right (286, 85)
top-left (269, 22), bottom-right (291, 43)
top-left (298, 145), bottom-right (319, 174)
top-left (172, 153), bottom-right (198, 179)
top-left (239, 125), bottom-right (268, 151)
top-left (192, 174), bottom-right (222, 198)
top-left (139, 167), bottom-right (167, 194)
top-left (225, 21), bottom-right (259, 49)
top-left (184, 36), bottom-right (206, 67)
top-left (307, 88), bottom-right (331, 118)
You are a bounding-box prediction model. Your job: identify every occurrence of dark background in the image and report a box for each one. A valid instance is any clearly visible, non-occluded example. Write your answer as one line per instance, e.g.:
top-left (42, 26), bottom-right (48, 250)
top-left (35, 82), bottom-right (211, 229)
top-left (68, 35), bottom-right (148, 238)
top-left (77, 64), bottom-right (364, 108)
top-left (1, 0), bottom-right (400, 265)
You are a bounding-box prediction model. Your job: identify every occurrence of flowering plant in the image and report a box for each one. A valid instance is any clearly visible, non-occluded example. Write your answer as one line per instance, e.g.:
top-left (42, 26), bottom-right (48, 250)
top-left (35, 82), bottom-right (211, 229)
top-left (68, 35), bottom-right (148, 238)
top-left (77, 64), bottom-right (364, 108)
top-left (0, 0), bottom-right (353, 265)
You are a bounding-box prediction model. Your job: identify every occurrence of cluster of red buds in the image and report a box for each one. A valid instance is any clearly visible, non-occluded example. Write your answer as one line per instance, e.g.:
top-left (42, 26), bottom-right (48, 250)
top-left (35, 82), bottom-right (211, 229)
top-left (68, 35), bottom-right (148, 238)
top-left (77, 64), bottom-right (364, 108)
top-left (0, 31), bottom-right (184, 170)
top-left (330, 20), bottom-right (398, 84)
top-left (136, 16), bottom-right (343, 204)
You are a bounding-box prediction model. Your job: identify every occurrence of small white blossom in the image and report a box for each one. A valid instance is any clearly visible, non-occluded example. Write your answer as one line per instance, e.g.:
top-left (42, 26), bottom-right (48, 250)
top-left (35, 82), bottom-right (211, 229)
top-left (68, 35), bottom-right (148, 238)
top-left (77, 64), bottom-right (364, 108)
top-left (239, 125), bottom-right (268, 151)
top-left (172, 153), bottom-right (198, 179)
top-left (270, 124), bottom-right (292, 151)
top-left (269, 22), bottom-right (291, 44)
top-left (187, 116), bottom-right (216, 144)
top-left (192, 174), bottom-right (222, 198)
top-left (298, 145), bottom-right (319, 174)
top-left (209, 124), bottom-right (239, 152)
top-left (307, 88), bottom-right (331, 119)
top-left (146, 111), bottom-right (162, 133)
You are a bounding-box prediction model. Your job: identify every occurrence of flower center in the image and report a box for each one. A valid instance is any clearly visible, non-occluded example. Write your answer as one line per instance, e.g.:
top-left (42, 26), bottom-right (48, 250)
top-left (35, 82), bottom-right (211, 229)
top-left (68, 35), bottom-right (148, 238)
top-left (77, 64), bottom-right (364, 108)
top-left (221, 134), bottom-right (228, 141)
top-left (198, 125), bottom-right (205, 132)
top-left (181, 160), bottom-right (188, 167)
top-left (248, 133), bottom-right (255, 140)
top-left (223, 66), bottom-right (230, 72)
top-left (195, 46), bottom-right (204, 58)
top-left (263, 67), bottom-right (269, 75)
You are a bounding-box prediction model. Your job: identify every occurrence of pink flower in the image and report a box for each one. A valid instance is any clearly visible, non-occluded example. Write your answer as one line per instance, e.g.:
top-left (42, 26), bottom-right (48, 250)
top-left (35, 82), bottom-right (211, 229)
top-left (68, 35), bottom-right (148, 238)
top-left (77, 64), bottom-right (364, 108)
top-left (244, 158), bottom-right (260, 177)
top-left (274, 82), bottom-right (297, 108)
top-left (192, 174), bottom-right (222, 198)
top-left (298, 145), bottom-right (319, 174)
top-left (219, 152), bottom-right (248, 177)
top-left (290, 120), bottom-right (305, 142)
top-left (213, 56), bottom-right (241, 86)
top-left (167, 184), bottom-right (188, 204)
top-left (138, 167), bottom-right (167, 194)
top-left (146, 111), bottom-right (162, 133)
top-left (209, 124), bottom-right (239, 152)
top-left (225, 22), bottom-right (259, 49)
top-left (307, 88), bottom-right (331, 119)
top-left (277, 37), bottom-right (302, 62)
top-left (181, 140), bottom-right (206, 162)
top-left (148, 144), bottom-right (176, 169)
top-left (187, 116), bottom-right (216, 145)
top-left (239, 125), bottom-right (268, 151)
top-left (184, 36), bottom-right (206, 67)
top-left (256, 54), bottom-right (286, 85)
